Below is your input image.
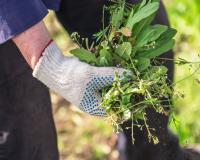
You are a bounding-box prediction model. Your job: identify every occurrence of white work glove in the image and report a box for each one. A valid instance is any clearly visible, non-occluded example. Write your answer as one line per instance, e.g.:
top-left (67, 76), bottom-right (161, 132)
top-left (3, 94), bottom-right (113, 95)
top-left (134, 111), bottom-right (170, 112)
top-left (33, 41), bottom-right (126, 116)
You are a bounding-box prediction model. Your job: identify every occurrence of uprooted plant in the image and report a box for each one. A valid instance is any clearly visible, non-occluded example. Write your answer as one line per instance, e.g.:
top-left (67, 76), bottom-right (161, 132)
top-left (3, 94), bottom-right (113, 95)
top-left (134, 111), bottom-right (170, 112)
top-left (69, 0), bottom-right (200, 144)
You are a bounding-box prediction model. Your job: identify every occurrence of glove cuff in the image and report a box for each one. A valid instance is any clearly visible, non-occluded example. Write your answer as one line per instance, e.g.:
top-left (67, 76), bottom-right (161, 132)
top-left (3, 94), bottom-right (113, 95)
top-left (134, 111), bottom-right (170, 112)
top-left (32, 41), bottom-right (71, 94)
top-left (33, 41), bottom-right (62, 77)
top-left (32, 41), bottom-right (91, 106)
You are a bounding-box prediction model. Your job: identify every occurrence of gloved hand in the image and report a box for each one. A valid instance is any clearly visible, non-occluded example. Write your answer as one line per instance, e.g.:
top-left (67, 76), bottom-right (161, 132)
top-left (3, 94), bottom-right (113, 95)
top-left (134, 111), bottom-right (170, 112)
top-left (33, 41), bottom-right (126, 116)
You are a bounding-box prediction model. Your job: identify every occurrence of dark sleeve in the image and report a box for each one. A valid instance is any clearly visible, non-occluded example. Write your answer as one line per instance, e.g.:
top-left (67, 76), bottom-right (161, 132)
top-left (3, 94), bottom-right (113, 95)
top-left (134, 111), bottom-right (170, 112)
top-left (42, 0), bottom-right (61, 10)
top-left (0, 0), bottom-right (48, 44)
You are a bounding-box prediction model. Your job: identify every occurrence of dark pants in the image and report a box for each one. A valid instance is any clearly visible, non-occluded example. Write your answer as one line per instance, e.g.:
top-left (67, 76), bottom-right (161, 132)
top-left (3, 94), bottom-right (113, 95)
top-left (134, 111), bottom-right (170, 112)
top-left (56, 0), bottom-right (184, 160)
top-left (0, 42), bottom-right (59, 160)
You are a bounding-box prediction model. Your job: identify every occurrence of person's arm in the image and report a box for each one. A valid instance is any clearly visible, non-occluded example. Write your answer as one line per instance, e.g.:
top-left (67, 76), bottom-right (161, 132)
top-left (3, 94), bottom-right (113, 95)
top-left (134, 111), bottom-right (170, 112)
top-left (12, 18), bottom-right (127, 117)
top-left (13, 21), bottom-right (51, 69)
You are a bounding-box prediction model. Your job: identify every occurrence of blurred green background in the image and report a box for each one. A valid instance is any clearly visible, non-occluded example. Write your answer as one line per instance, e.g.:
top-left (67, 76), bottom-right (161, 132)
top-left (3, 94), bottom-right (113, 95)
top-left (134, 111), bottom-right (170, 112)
top-left (44, 0), bottom-right (200, 159)
top-left (165, 0), bottom-right (200, 145)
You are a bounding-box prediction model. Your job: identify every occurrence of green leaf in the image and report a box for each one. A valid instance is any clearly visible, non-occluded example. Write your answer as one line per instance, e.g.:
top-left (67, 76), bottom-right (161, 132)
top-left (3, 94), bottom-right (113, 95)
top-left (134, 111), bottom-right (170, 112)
top-left (137, 28), bottom-right (176, 58)
top-left (122, 94), bottom-right (132, 105)
top-left (132, 13), bottom-right (156, 37)
top-left (138, 39), bottom-right (175, 59)
top-left (70, 48), bottom-right (98, 65)
top-left (136, 58), bottom-right (151, 72)
top-left (159, 66), bottom-right (168, 75)
top-left (136, 25), bottom-right (168, 48)
top-left (157, 28), bottom-right (177, 43)
top-left (144, 66), bottom-right (168, 80)
top-left (131, 47), bottom-right (137, 58)
top-left (99, 49), bottom-right (113, 66)
top-left (115, 42), bottom-right (132, 61)
top-left (93, 26), bottom-right (109, 42)
top-left (149, 25), bottom-right (169, 41)
top-left (111, 5), bottom-right (124, 29)
top-left (99, 57), bottom-right (109, 66)
top-left (126, 8), bottom-right (134, 29)
top-left (126, 2), bottom-right (159, 30)
top-left (139, 0), bottom-right (147, 9)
